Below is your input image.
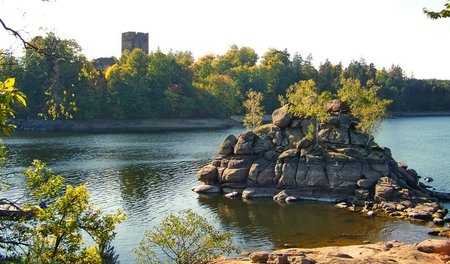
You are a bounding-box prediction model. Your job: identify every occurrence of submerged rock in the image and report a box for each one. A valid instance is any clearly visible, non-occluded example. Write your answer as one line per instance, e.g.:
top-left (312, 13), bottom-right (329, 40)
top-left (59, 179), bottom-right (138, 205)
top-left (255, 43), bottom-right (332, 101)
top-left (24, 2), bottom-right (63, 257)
top-left (193, 104), bottom-right (448, 223)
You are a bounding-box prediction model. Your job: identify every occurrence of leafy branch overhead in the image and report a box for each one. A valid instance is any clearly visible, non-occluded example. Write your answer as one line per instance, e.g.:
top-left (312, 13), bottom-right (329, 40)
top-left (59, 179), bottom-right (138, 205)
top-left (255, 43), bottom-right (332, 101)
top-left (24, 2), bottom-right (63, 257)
top-left (0, 78), bottom-right (26, 136)
top-left (424, 1), bottom-right (450, 19)
top-left (1, 160), bottom-right (126, 262)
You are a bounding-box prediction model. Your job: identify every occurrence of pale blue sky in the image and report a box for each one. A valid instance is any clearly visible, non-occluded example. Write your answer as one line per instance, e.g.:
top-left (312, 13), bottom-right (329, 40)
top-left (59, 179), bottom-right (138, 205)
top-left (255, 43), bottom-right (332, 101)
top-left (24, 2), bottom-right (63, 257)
top-left (1, 0), bottom-right (449, 79)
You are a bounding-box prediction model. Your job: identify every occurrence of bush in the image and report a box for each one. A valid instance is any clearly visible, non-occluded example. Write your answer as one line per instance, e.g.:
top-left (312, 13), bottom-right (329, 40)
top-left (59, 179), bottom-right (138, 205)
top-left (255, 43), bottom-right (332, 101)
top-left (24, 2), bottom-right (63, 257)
top-left (134, 209), bottom-right (236, 264)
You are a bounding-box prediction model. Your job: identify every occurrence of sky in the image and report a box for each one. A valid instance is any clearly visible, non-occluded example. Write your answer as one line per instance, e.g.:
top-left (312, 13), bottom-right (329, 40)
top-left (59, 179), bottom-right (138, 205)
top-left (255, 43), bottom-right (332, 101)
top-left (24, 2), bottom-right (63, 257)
top-left (1, 0), bottom-right (449, 80)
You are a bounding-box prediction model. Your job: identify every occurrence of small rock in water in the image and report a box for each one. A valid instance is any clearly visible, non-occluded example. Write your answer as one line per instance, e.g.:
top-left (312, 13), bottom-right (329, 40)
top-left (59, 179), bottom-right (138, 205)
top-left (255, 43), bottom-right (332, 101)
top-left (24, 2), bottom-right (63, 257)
top-left (367, 210), bottom-right (376, 217)
top-left (336, 202), bottom-right (348, 209)
top-left (285, 196), bottom-right (297, 203)
top-left (424, 177), bottom-right (434, 183)
top-left (432, 217), bottom-right (444, 226)
top-left (224, 191), bottom-right (240, 199)
top-left (283, 243), bottom-right (297, 248)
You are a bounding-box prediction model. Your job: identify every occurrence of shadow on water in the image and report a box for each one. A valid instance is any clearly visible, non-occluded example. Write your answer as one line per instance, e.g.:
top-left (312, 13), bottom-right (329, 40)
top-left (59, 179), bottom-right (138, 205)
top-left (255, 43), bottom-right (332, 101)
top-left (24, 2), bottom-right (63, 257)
top-left (197, 194), bottom-right (433, 251)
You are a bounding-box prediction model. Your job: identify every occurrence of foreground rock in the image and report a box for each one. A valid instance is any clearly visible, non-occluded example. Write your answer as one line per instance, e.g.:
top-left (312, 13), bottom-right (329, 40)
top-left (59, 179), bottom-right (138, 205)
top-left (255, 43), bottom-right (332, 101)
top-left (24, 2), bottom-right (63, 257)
top-left (214, 239), bottom-right (450, 264)
top-left (194, 103), bottom-right (449, 223)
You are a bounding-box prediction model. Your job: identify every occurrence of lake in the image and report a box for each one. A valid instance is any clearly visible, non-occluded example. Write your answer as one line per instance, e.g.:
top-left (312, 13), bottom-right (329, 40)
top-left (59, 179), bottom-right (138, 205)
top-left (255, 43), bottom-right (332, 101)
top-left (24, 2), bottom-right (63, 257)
top-left (2, 116), bottom-right (450, 263)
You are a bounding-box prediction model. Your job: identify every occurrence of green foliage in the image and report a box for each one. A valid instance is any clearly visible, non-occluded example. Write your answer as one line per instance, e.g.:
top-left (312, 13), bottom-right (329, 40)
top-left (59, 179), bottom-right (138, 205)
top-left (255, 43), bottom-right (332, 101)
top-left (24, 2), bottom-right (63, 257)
top-left (0, 78), bottom-right (26, 136)
top-left (20, 160), bottom-right (127, 263)
top-left (338, 78), bottom-right (392, 135)
top-left (243, 89), bottom-right (264, 128)
top-left (21, 33), bottom-right (81, 120)
top-left (424, 1), bottom-right (450, 19)
top-left (195, 74), bottom-right (242, 115)
top-left (1, 160), bottom-right (126, 263)
top-left (285, 80), bottom-right (332, 121)
top-left (134, 209), bottom-right (236, 264)
top-left (284, 79), bottom-right (333, 144)
top-left (3, 32), bottom-right (450, 120)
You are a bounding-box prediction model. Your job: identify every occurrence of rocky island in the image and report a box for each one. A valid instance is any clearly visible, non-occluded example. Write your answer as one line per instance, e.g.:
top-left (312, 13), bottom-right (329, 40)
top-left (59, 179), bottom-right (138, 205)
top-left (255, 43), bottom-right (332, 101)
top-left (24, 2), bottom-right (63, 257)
top-left (193, 101), bottom-right (449, 224)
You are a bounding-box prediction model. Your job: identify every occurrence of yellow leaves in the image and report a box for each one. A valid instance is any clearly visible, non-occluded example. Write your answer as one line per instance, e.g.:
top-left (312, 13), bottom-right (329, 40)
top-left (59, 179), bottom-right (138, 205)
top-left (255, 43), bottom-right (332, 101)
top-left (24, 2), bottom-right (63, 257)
top-left (0, 78), bottom-right (27, 136)
top-left (80, 247), bottom-right (103, 264)
top-left (4, 78), bottom-right (15, 89)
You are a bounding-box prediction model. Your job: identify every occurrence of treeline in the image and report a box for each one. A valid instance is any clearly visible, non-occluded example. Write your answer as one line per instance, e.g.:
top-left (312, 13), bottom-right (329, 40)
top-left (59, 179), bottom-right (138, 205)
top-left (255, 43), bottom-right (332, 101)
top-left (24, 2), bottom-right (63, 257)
top-left (1, 32), bottom-right (450, 120)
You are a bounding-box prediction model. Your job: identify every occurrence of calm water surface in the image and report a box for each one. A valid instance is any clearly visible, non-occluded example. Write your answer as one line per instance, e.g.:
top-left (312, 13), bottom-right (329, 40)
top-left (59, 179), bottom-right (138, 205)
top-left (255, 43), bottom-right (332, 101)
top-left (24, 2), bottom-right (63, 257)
top-left (2, 116), bottom-right (450, 263)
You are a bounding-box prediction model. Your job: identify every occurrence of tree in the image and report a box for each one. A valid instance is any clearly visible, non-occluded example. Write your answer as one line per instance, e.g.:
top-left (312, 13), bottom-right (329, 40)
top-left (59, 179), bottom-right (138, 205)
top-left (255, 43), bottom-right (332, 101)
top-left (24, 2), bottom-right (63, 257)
top-left (317, 59), bottom-right (342, 93)
top-left (1, 160), bottom-right (126, 263)
top-left (20, 33), bottom-right (82, 119)
top-left (284, 79), bottom-right (332, 144)
top-left (260, 48), bottom-right (297, 111)
top-left (134, 209), bottom-right (236, 264)
top-left (243, 89), bottom-right (264, 128)
top-left (338, 78), bottom-right (392, 136)
top-left (0, 78), bottom-right (26, 135)
top-left (424, 1), bottom-right (450, 19)
top-left (195, 74), bottom-right (242, 115)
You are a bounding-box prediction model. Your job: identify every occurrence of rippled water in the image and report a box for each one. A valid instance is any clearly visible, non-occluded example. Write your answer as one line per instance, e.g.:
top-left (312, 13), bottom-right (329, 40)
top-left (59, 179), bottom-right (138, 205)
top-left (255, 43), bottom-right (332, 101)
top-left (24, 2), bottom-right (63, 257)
top-left (2, 116), bottom-right (449, 263)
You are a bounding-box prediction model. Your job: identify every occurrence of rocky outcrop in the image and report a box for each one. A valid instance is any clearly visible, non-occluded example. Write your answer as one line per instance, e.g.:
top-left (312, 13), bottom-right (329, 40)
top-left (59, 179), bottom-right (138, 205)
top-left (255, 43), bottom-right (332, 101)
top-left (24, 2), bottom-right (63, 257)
top-left (194, 103), bottom-right (449, 223)
top-left (214, 239), bottom-right (450, 264)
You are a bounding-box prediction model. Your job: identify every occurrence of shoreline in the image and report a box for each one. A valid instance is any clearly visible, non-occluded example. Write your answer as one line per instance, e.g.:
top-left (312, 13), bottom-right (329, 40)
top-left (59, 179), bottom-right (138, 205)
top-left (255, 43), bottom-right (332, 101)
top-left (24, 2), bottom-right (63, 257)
top-left (12, 118), bottom-right (242, 133)
top-left (216, 238), bottom-right (450, 263)
top-left (389, 111), bottom-right (450, 117)
top-left (11, 111), bottom-right (450, 133)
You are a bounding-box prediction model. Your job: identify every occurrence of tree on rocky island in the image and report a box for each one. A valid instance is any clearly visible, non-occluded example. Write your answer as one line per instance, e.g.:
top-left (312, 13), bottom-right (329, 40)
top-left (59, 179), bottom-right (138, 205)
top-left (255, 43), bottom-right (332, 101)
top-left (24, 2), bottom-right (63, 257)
top-left (284, 78), bottom-right (391, 145)
top-left (243, 89), bottom-right (264, 129)
top-left (338, 78), bottom-right (392, 137)
top-left (284, 79), bottom-right (333, 144)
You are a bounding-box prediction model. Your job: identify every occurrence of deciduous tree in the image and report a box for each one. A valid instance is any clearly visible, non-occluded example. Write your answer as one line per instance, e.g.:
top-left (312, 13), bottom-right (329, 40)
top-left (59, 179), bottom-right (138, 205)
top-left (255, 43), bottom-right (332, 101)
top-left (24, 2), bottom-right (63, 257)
top-left (134, 209), bottom-right (236, 264)
top-left (243, 89), bottom-right (264, 128)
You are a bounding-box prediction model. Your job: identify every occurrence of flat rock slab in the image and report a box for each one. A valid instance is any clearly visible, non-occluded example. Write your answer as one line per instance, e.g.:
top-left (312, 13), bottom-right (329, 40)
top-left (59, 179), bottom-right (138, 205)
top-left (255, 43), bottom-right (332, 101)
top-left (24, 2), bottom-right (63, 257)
top-left (242, 188), bottom-right (278, 199)
top-left (191, 185), bottom-right (221, 193)
top-left (214, 240), bottom-right (450, 263)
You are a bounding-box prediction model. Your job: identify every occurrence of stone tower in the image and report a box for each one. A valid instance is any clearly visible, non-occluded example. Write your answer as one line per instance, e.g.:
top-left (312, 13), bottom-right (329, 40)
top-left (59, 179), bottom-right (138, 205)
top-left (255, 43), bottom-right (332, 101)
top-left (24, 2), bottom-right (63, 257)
top-left (121, 32), bottom-right (149, 54)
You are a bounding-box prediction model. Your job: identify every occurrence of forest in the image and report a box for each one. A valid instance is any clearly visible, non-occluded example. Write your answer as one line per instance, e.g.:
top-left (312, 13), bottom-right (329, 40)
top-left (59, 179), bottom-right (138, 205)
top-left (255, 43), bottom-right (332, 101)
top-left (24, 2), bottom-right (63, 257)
top-left (1, 32), bottom-right (450, 120)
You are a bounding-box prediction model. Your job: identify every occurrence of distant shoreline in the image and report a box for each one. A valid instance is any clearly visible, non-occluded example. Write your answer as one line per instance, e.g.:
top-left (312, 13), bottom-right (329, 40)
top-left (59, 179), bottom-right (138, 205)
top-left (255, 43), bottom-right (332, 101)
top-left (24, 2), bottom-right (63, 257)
top-left (12, 112), bottom-right (450, 133)
top-left (13, 118), bottom-right (242, 133)
top-left (389, 111), bottom-right (450, 117)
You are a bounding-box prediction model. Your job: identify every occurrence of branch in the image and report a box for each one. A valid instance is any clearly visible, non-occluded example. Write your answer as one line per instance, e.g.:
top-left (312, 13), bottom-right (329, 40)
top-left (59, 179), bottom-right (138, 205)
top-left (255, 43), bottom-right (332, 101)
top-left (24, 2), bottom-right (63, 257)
top-left (0, 18), bottom-right (50, 57)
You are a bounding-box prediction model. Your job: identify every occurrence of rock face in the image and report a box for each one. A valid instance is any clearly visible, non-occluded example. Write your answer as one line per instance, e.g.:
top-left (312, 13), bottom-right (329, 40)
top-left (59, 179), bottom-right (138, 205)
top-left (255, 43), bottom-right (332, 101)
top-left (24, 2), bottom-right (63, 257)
top-left (215, 240), bottom-right (450, 264)
top-left (193, 103), bottom-right (448, 223)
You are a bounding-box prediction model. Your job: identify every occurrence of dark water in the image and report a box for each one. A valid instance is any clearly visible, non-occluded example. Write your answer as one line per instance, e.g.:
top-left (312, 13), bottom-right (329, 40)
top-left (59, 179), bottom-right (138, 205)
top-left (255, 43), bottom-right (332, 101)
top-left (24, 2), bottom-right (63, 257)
top-left (2, 116), bottom-right (449, 263)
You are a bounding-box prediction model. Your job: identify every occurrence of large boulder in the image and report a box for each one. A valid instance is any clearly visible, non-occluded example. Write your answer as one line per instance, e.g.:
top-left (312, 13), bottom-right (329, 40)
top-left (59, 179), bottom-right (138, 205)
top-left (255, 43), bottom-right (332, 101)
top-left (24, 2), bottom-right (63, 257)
top-left (325, 99), bottom-right (349, 113)
top-left (278, 157), bottom-right (299, 188)
top-left (253, 138), bottom-right (273, 154)
top-left (416, 239), bottom-right (450, 255)
top-left (217, 135), bottom-right (238, 156)
top-left (375, 177), bottom-right (400, 201)
top-left (234, 131), bottom-right (256, 155)
top-left (196, 165), bottom-right (218, 184)
top-left (272, 105), bottom-right (293, 128)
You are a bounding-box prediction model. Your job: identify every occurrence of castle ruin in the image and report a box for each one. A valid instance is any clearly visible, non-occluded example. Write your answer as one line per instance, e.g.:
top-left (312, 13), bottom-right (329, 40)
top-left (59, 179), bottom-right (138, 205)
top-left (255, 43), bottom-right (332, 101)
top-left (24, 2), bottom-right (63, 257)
top-left (121, 32), bottom-right (149, 54)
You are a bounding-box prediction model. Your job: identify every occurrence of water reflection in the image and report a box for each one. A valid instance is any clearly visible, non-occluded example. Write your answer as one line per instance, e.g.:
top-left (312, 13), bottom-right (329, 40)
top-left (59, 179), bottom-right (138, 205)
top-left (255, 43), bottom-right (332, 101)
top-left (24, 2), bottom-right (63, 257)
top-left (197, 194), bottom-right (432, 250)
